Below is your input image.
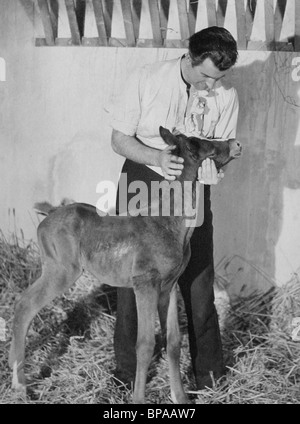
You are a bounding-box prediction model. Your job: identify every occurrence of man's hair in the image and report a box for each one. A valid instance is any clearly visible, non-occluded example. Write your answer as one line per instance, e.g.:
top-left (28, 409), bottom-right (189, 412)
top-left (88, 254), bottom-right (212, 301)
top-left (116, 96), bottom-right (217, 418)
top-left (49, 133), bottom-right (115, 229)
top-left (189, 26), bottom-right (238, 71)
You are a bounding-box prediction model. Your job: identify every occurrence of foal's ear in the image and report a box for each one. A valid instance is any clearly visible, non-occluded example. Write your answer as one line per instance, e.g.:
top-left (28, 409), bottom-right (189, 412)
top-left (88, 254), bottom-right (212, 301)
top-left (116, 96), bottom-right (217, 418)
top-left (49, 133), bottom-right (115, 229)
top-left (159, 126), bottom-right (179, 146)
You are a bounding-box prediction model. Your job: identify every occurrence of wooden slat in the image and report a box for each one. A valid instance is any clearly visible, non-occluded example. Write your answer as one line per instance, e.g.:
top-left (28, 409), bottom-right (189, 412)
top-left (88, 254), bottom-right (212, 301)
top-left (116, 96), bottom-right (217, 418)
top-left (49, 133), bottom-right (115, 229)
top-left (216, 0), bottom-right (227, 27)
top-left (274, 0), bottom-right (287, 42)
top-left (82, 37), bottom-right (101, 46)
top-left (235, 0), bottom-right (247, 49)
top-left (148, 0), bottom-right (163, 47)
top-left (49, 0), bottom-right (59, 38)
top-left (295, 0), bottom-right (300, 51)
top-left (132, 0), bottom-right (142, 41)
top-left (206, 0), bottom-right (217, 26)
top-left (247, 40), bottom-right (293, 52)
top-left (245, 0), bottom-right (257, 42)
top-left (35, 38), bottom-right (296, 51)
top-left (264, 0), bottom-right (274, 48)
top-left (102, 0), bottom-right (113, 38)
top-left (65, 0), bottom-right (81, 45)
top-left (109, 37), bottom-right (129, 47)
top-left (159, 0), bottom-right (170, 40)
top-left (188, 0), bottom-right (198, 35)
top-left (120, 0), bottom-right (136, 46)
top-left (176, 0), bottom-right (190, 45)
top-left (92, 0), bottom-right (108, 45)
top-left (136, 38), bottom-right (158, 47)
top-left (35, 0), bottom-right (296, 51)
top-left (165, 39), bottom-right (188, 48)
top-left (37, 0), bottom-right (56, 45)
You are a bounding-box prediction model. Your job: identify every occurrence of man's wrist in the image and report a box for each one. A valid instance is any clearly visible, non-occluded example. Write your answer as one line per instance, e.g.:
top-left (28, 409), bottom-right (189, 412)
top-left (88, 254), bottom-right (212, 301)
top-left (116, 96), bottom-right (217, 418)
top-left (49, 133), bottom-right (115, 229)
top-left (152, 149), bottom-right (162, 168)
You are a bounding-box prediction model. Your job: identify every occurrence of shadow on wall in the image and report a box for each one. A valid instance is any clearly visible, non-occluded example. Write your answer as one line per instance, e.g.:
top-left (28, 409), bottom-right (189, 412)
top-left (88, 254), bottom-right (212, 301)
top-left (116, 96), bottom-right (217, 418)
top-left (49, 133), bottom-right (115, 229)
top-left (213, 51), bottom-right (300, 299)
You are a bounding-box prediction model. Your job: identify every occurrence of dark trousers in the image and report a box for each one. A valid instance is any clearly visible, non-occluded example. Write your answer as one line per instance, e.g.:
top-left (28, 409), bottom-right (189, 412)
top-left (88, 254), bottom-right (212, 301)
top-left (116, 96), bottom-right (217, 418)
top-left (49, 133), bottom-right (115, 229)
top-left (114, 159), bottom-right (224, 389)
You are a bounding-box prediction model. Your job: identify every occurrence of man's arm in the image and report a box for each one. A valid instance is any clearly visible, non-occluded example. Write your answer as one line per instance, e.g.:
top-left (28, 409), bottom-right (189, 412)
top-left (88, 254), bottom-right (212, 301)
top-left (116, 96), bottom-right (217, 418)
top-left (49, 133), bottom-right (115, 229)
top-left (111, 129), bottom-right (184, 181)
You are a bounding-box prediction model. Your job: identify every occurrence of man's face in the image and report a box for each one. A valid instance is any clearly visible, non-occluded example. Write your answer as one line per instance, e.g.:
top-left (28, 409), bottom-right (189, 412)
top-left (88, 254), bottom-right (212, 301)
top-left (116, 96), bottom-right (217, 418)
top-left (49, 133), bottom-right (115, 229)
top-left (184, 56), bottom-right (229, 92)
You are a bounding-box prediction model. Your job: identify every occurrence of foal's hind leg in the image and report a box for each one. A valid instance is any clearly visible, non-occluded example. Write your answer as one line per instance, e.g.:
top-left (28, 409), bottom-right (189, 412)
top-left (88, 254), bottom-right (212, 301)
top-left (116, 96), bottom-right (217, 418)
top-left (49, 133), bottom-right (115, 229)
top-left (167, 283), bottom-right (188, 403)
top-left (9, 259), bottom-right (82, 394)
top-left (132, 275), bottom-right (160, 404)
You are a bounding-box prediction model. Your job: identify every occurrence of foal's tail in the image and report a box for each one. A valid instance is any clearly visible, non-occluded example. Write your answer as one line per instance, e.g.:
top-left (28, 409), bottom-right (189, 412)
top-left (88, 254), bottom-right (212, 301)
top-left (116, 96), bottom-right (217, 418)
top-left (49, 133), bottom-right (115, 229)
top-left (34, 198), bottom-right (74, 216)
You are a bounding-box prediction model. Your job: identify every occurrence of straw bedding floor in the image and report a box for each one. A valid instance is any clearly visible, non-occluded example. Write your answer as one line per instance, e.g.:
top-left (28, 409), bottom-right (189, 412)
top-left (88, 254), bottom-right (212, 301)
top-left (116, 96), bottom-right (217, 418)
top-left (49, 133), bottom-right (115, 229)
top-left (0, 233), bottom-right (300, 404)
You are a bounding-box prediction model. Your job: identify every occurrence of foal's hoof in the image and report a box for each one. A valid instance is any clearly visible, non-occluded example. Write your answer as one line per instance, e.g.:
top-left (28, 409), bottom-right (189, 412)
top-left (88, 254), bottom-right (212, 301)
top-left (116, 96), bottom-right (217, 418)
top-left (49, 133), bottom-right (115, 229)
top-left (171, 390), bottom-right (190, 404)
top-left (11, 381), bottom-right (27, 399)
top-left (12, 361), bottom-right (27, 398)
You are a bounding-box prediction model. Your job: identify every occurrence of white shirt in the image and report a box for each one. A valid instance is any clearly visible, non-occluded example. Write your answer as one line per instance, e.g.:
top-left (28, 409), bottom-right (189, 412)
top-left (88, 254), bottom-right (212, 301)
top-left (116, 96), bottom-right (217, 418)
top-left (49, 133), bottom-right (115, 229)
top-left (110, 57), bottom-right (239, 175)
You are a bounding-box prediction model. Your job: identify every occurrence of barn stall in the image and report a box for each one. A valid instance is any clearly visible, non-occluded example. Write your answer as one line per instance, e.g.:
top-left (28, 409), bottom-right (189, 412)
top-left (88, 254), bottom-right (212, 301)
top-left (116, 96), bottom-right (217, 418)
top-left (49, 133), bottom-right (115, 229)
top-left (0, 0), bottom-right (300, 404)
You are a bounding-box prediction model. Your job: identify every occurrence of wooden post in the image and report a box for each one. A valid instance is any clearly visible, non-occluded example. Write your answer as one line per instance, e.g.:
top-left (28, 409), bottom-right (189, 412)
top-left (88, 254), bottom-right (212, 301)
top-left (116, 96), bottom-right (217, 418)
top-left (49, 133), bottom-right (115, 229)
top-left (37, 0), bottom-right (56, 45)
top-left (159, 0), bottom-right (170, 42)
top-left (49, 0), bottom-right (59, 39)
top-left (188, 0), bottom-right (198, 35)
top-left (132, 0), bottom-right (142, 41)
top-left (295, 0), bottom-right (300, 51)
top-left (92, 0), bottom-right (108, 45)
top-left (120, 0), bottom-right (136, 47)
top-left (206, 0), bottom-right (217, 27)
top-left (245, 0), bottom-right (257, 44)
top-left (65, 0), bottom-right (81, 45)
top-left (216, 0), bottom-right (227, 27)
top-left (264, 0), bottom-right (274, 49)
top-left (148, 0), bottom-right (163, 47)
top-left (102, 0), bottom-right (113, 39)
top-left (176, 0), bottom-right (190, 47)
top-left (235, 0), bottom-right (247, 50)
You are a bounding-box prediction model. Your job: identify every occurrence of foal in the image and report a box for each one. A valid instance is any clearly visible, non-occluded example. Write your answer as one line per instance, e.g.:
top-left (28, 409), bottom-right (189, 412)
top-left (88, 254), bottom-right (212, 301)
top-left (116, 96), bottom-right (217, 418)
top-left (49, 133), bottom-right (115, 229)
top-left (9, 127), bottom-right (241, 403)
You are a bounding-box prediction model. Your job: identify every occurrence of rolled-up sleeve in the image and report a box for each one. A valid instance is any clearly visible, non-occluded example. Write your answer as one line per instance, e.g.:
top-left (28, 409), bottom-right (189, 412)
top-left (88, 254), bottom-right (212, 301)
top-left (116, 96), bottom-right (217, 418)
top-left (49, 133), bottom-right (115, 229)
top-left (214, 87), bottom-right (239, 139)
top-left (110, 67), bottom-right (147, 136)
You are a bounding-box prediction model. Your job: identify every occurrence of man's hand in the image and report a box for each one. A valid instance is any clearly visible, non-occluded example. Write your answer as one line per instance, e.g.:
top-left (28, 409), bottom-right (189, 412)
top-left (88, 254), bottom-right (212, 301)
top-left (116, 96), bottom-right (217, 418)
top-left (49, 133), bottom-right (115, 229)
top-left (158, 145), bottom-right (184, 181)
top-left (198, 158), bottom-right (224, 185)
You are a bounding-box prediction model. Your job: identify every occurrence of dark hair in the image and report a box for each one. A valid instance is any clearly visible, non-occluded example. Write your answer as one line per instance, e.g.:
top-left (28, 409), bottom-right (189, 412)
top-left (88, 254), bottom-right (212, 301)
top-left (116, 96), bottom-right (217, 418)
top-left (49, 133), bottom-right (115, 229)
top-left (189, 26), bottom-right (238, 71)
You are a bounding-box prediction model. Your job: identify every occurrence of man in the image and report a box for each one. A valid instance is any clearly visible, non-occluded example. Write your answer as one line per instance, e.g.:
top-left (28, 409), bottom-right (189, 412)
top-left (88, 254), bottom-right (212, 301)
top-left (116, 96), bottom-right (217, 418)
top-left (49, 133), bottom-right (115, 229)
top-left (110, 26), bottom-right (239, 390)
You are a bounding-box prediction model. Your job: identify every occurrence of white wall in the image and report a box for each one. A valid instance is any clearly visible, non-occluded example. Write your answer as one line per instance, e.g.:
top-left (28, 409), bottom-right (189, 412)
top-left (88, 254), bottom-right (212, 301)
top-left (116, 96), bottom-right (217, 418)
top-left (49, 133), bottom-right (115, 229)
top-left (1, 0), bottom-right (300, 296)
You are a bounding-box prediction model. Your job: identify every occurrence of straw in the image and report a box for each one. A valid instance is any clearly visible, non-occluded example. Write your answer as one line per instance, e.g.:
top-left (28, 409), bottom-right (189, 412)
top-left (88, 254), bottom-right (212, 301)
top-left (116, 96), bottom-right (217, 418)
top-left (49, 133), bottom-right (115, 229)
top-left (1, 232), bottom-right (300, 404)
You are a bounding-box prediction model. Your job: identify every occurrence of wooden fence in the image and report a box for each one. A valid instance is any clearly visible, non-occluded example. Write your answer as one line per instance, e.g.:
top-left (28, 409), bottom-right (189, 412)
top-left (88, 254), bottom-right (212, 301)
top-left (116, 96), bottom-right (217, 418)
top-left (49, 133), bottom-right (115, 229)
top-left (34, 0), bottom-right (300, 51)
